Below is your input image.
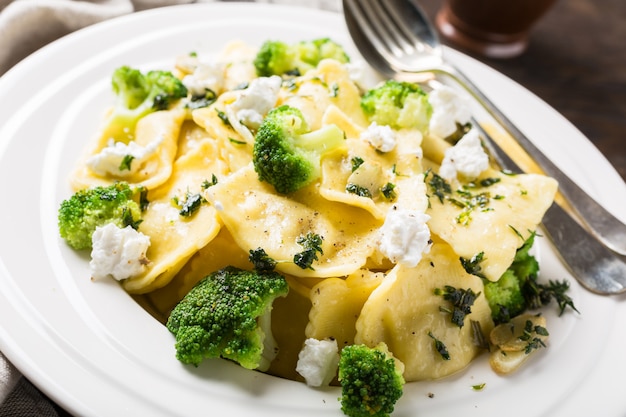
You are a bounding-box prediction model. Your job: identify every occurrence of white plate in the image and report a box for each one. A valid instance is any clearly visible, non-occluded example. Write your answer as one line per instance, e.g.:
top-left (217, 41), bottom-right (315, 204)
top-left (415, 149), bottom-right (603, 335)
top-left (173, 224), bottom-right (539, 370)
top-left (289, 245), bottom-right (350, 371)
top-left (1, 3), bottom-right (625, 416)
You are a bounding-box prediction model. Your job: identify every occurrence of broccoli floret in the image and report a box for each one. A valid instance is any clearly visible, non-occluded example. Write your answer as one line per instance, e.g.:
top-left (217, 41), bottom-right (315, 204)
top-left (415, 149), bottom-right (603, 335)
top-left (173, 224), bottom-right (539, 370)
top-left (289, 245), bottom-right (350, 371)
top-left (105, 66), bottom-right (188, 142)
top-left (166, 266), bottom-right (289, 370)
top-left (484, 231), bottom-right (578, 323)
top-left (483, 233), bottom-right (578, 324)
top-left (58, 182), bottom-right (143, 250)
top-left (253, 105), bottom-right (345, 194)
top-left (338, 343), bottom-right (405, 417)
top-left (254, 38), bottom-right (350, 77)
top-left (360, 80), bottom-right (432, 131)
top-left (483, 270), bottom-right (526, 324)
top-left (483, 234), bottom-right (537, 323)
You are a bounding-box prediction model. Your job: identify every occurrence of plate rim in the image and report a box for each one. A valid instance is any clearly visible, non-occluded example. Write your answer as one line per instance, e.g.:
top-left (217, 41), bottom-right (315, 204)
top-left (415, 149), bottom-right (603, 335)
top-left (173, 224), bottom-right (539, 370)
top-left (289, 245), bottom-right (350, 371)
top-left (0, 3), bottom-right (625, 417)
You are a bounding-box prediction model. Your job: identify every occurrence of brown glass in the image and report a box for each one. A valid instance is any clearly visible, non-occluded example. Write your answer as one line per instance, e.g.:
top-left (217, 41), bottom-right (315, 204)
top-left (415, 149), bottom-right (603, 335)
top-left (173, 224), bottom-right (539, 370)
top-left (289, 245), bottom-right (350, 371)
top-left (436, 0), bottom-right (557, 58)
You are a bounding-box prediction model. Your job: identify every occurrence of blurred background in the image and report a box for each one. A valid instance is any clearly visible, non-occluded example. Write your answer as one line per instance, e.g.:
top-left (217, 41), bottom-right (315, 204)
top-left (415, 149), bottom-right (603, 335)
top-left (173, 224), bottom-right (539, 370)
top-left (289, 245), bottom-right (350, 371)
top-left (418, 0), bottom-right (625, 181)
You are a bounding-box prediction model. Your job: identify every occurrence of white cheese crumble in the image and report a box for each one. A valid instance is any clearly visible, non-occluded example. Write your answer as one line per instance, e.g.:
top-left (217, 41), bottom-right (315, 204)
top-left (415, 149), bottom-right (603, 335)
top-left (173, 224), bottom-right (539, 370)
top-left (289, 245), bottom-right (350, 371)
top-left (229, 75), bottom-right (282, 130)
top-left (428, 84), bottom-right (472, 139)
top-left (225, 75), bottom-right (282, 143)
top-left (360, 121), bottom-right (397, 152)
top-left (378, 208), bottom-right (432, 267)
top-left (90, 223), bottom-right (151, 281)
top-left (295, 338), bottom-right (340, 387)
top-left (344, 60), bottom-right (373, 91)
top-left (439, 129), bottom-right (489, 181)
top-left (182, 59), bottom-right (225, 97)
top-left (86, 136), bottom-right (164, 177)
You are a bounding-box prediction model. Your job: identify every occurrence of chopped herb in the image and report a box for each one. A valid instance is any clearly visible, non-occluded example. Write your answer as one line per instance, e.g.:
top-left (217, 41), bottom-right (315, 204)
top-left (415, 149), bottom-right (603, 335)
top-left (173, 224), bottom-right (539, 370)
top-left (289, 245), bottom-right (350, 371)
top-left (509, 225), bottom-right (525, 241)
top-left (202, 174), bottom-right (218, 189)
top-left (460, 252), bottom-right (486, 278)
top-left (471, 320), bottom-right (489, 350)
top-left (524, 279), bottom-right (579, 315)
top-left (216, 109), bottom-right (230, 126)
top-left (381, 182), bottom-right (397, 200)
top-left (479, 177), bottom-right (501, 187)
top-left (428, 171), bottom-right (451, 204)
top-left (456, 209), bottom-right (472, 226)
top-left (350, 156), bottom-right (365, 172)
top-left (283, 78), bottom-right (299, 91)
top-left (229, 137), bottom-right (247, 145)
top-left (119, 155), bottom-right (134, 171)
top-left (329, 82), bottom-right (339, 97)
top-left (293, 232), bottom-right (324, 270)
top-left (121, 207), bottom-right (142, 230)
top-left (346, 183), bottom-right (372, 198)
top-left (472, 383), bottom-right (486, 391)
top-left (518, 319), bottom-right (549, 354)
top-left (285, 68), bottom-right (301, 77)
top-left (428, 331), bottom-right (450, 360)
top-left (453, 188), bottom-right (492, 225)
top-left (248, 247), bottom-right (277, 272)
top-left (445, 122), bottom-right (472, 144)
top-left (138, 186), bottom-right (149, 211)
top-left (186, 89), bottom-right (217, 110)
top-left (175, 192), bottom-right (206, 217)
top-left (434, 285), bottom-right (480, 328)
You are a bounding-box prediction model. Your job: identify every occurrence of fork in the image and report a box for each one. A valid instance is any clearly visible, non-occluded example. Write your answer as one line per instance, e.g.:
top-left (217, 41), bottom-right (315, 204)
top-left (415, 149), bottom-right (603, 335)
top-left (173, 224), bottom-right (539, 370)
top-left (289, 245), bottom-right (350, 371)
top-left (342, 0), bottom-right (626, 258)
top-left (342, 0), bottom-right (626, 294)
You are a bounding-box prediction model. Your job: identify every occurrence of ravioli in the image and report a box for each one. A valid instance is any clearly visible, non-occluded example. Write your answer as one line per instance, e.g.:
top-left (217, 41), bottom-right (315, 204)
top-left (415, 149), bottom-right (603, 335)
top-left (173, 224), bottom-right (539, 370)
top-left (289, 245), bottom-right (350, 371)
top-left (66, 39), bottom-right (563, 384)
top-left (426, 168), bottom-right (558, 281)
top-left (140, 227), bottom-right (251, 318)
top-left (320, 129), bottom-right (427, 220)
top-left (206, 163), bottom-right (382, 278)
top-left (71, 108), bottom-right (185, 191)
top-left (278, 59), bottom-right (369, 130)
top-left (122, 139), bottom-right (225, 293)
top-left (355, 243), bottom-right (494, 381)
top-left (192, 91), bottom-right (254, 173)
top-left (306, 269), bottom-right (385, 349)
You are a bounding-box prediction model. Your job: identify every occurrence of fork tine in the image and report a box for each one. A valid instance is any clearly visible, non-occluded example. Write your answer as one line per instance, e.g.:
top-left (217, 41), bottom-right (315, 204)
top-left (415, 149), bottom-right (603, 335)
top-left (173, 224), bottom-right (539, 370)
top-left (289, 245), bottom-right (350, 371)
top-left (344, 0), bottom-right (403, 60)
top-left (343, 0), bottom-right (389, 60)
top-left (384, 0), bottom-right (423, 48)
top-left (365, 0), bottom-right (415, 56)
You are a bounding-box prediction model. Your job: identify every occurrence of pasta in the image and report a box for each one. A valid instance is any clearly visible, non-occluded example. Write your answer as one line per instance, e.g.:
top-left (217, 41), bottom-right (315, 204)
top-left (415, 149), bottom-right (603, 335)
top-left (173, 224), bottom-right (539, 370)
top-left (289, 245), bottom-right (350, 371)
top-left (68, 39), bottom-right (558, 383)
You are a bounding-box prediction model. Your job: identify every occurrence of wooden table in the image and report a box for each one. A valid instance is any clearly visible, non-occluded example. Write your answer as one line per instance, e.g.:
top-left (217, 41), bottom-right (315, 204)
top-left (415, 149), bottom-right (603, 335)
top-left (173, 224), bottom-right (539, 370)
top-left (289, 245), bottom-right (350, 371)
top-left (420, 0), bottom-right (626, 182)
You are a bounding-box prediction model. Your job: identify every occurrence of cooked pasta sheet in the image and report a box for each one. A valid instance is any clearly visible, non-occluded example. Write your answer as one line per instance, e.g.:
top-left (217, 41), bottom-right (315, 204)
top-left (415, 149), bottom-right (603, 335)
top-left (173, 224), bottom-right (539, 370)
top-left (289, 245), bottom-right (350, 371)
top-left (72, 40), bottom-right (558, 382)
top-left (72, 108), bottom-right (186, 191)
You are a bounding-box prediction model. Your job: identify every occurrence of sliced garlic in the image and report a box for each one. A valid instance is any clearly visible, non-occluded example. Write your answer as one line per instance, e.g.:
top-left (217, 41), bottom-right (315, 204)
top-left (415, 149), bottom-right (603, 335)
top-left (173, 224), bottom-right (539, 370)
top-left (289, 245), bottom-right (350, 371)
top-left (489, 313), bottom-right (549, 375)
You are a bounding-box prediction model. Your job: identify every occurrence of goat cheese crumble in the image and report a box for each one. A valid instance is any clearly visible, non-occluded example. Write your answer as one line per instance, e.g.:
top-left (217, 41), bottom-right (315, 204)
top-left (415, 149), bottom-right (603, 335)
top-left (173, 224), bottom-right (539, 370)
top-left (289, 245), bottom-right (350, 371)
top-left (182, 58), bottom-right (225, 97)
top-left (360, 121), bottom-right (397, 152)
top-left (378, 208), bottom-right (432, 267)
top-left (90, 223), bottom-right (151, 281)
top-left (225, 75), bottom-right (282, 143)
top-left (86, 136), bottom-right (164, 177)
top-left (229, 75), bottom-right (282, 130)
top-left (439, 129), bottom-right (489, 181)
top-left (295, 338), bottom-right (340, 387)
top-left (428, 84), bottom-right (472, 139)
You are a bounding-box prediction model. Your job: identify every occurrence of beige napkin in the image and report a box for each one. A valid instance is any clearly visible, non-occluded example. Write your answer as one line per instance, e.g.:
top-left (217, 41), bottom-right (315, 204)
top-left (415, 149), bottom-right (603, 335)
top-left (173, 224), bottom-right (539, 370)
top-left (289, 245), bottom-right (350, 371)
top-left (0, 0), bottom-right (341, 75)
top-left (0, 0), bottom-right (198, 75)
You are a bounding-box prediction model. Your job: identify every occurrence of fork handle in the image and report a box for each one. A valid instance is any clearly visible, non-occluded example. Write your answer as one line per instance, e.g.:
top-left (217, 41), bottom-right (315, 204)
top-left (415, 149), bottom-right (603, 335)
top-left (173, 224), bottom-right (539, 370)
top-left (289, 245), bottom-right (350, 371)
top-left (438, 64), bottom-right (626, 256)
